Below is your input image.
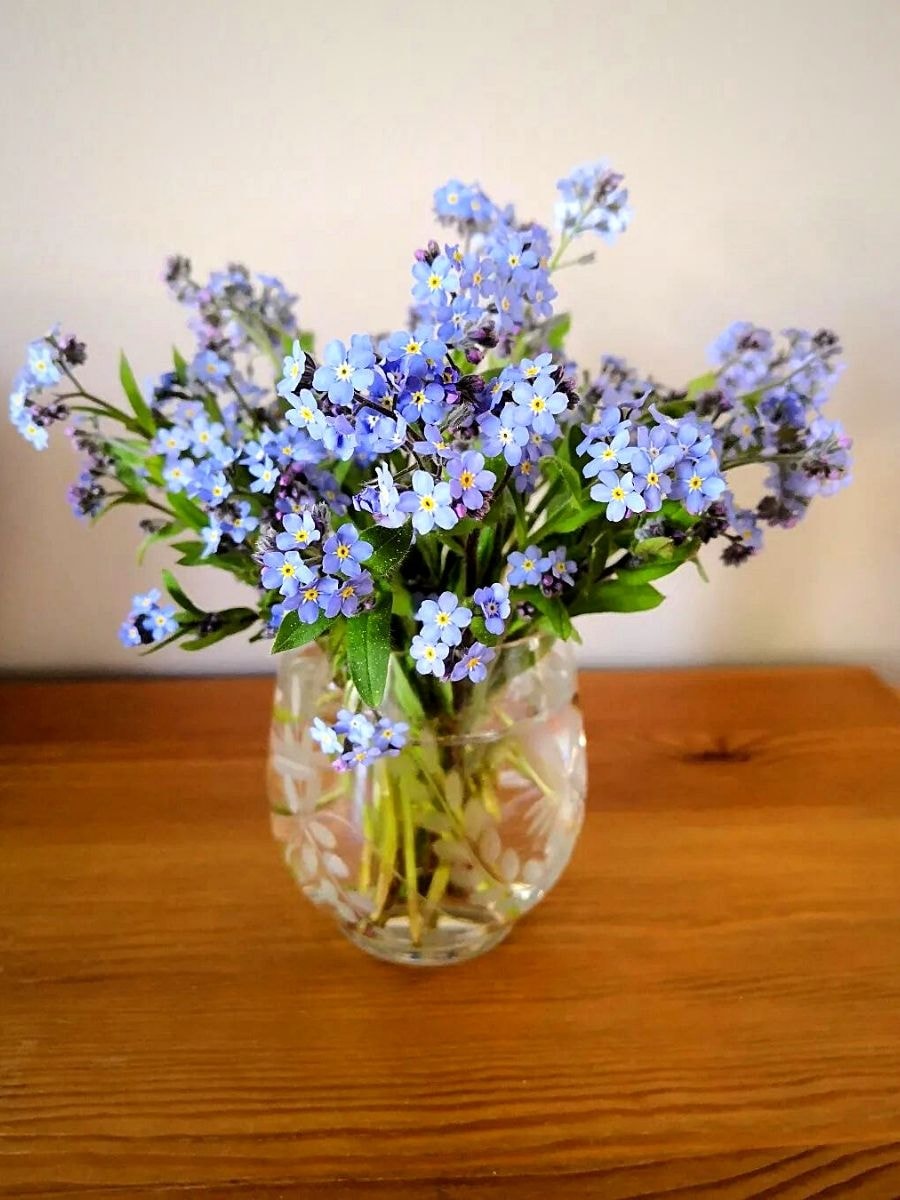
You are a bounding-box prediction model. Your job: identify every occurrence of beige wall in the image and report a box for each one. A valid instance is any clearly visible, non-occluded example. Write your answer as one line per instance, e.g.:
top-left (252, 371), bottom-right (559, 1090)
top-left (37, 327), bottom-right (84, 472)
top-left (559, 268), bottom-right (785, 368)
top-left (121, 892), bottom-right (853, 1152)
top-left (1, 0), bottom-right (897, 676)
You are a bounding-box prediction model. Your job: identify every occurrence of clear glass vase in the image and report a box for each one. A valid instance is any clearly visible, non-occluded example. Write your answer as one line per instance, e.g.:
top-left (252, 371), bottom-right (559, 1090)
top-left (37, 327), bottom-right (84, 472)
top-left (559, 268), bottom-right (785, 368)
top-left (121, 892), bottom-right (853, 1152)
top-left (267, 635), bottom-right (586, 966)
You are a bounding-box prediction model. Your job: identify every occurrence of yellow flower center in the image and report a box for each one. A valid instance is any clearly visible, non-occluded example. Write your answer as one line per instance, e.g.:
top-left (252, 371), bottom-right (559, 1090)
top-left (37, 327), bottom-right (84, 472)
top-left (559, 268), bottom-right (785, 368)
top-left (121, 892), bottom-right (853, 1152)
top-left (280, 563), bottom-right (295, 578)
top-left (340, 585), bottom-right (355, 599)
top-left (428, 274), bottom-right (442, 290)
top-left (688, 475), bottom-right (703, 491)
top-left (303, 587), bottom-right (319, 602)
top-left (420, 495), bottom-right (435, 511)
top-left (611, 487), bottom-right (625, 502)
top-left (459, 471), bottom-right (475, 490)
top-left (336, 544), bottom-right (350, 558)
top-left (436, 612), bottom-right (450, 626)
top-left (524, 365), bottom-right (538, 377)
top-left (336, 363), bottom-right (352, 380)
top-left (530, 397), bottom-right (546, 413)
top-left (405, 340), bottom-right (421, 354)
top-left (647, 472), bottom-right (659, 486)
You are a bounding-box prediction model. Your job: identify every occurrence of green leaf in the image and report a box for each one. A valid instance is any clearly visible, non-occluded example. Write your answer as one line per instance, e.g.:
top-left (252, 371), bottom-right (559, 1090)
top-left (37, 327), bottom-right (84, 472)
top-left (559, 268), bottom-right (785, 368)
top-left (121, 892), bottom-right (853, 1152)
top-left (545, 312), bottom-right (571, 352)
top-left (167, 492), bottom-right (206, 531)
top-left (172, 347), bottom-right (189, 387)
top-left (272, 610), bottom-right (334, 654)
top-left (181, 609), bottom-right (257, 651)
top-left (299, 331), bottom-right (315, 355)
top-left (542, 456), bottom-right (584, 503)
top-left (346, 593), bottom-right (392, 707)
top-left (162, 569), bottom-right (206, 617)
top-left (119, 353), bottom-right (155, 436)
top-left (616, 560), bottom-right (683, 586)
top-left (571, 580), bottom-right (665, 615)
top-left (470, 615), bottom-right (501, 646)
top-left (516, 587), bottom-right (575, 639)
top-left (365, 523), bottom-right (413, 577)
top-left (542, 499), bottom-right (606, 536)
top-left (685, 370), bottom-right (717, 401)
top-left (634, 536), bottom-right (675, 559)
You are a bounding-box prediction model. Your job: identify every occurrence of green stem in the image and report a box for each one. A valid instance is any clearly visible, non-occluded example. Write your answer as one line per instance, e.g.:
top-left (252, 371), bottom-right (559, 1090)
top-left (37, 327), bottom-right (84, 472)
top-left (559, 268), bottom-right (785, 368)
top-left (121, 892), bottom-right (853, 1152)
top-left (398, 785), bottom-right (422, 946)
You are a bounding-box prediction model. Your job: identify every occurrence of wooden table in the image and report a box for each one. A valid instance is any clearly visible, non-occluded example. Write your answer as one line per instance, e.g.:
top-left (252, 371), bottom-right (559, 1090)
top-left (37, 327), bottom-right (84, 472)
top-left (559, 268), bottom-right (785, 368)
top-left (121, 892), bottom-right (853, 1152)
top-left (2, 667), bottom-right (899, 1198)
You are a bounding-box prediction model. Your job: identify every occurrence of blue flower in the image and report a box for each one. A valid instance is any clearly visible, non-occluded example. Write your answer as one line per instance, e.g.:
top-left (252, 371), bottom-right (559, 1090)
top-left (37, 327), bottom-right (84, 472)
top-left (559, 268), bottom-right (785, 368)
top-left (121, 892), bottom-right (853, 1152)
top-left (152, 425), bottom-right (190, 456)
top-left (397, 470), bottom-right (457, 535)
top-left (200, 519), bottom-right (222, 557)
top-left (447, 450), bottom-right (495, 511)
top-left (192, 349), bottom-right (231, 387)
top-left (433, 180), bottom-right (495, 225)
top-left (322, 523), bottom-right (373, 577)
top-left (511, 375), bottom-right (568, 436)
top-left (285, 388), bottom-right (322, 432)
top-left (277, 339), bottom-right (307, 398)
top-left (410, 634), bottom-right (450, 678)
top-left (146, 604), bottom-right (179, 642)
top-left (497, 231), bottom-right (539, 282)
top-left (222, 500), bottom-right (259, 544)
top-left (189, 466), bottom-right (232, 507)
top-left (310, 717), bottom-right (343, 757)
top-left (518, 353), bottom-right (555, 385)
top-left (416, 592), bottom-right (472, 647)
top-left (671, 455), bottom-right (726, 515)
top-left (162, 455), bottom-right (194, 493)
top-left (589, 469), bottom-right (646, 520)
top-left (435, 294), bottom-right (482, 344)
top-left (412, 423), bottom-right (453, 459)
top-left (324, 566), bottom-right (374, 614)
top-left (555, 160), bottom-right (631, 244)
top-left (398, 378), bottom-right (446, 425)
top-left (384, 330), bottom-right (446, 377)
top-left (411, 254), bottom-right (459, 305)
top-left (261, 549), bottom-right (311, 597)
top-left (312, 336), bottom-right (375, 406)
top-left (479, 405), bottom-right (529, 466)
top-left (318, 413), bottom-right (357, 461)
top-left (249, 456), bottom-right (278, 493)
top-left (25, 340), bottom-right (61, 388)
top-left (293, 572), bottom-right (338, 623)
top-left (627, 451), bottom-right (673, 512)
top-left (581, 427), bottom-right (632, 478)
top-left (507, 546), bottom-right (550, 587)
top-left (374, 717), bottom-right (409, 755)
top-left (12, 408), bottom-right (48, 450)
top-left (546, 548), bottom-right (577, 587)
top-left (450, 642), bottom-right (495, 684)
top-left (473, 583), bottom-right (510, 635)
top-left (276, 510), bottom-right (321, 551)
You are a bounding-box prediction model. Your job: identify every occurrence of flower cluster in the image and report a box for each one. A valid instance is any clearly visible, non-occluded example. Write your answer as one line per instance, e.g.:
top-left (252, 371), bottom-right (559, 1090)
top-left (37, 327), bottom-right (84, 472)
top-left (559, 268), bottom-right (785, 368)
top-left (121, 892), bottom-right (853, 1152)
top-left (7, 159), bottom-right (852, 769)
top-left (311, 710), bottom-right (408, 772)
top-left (118, 589), bottom-right (178, 647)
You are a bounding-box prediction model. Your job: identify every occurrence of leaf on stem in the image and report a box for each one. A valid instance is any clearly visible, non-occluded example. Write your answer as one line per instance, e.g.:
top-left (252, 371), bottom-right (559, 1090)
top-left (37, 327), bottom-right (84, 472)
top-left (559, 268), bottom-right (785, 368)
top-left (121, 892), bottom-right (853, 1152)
top-left (346, 593), bottom-right (392, 706)
top-left (272, 611), bottom-right (334, 654)
top-left (119, 353), bottom-right (156, 436)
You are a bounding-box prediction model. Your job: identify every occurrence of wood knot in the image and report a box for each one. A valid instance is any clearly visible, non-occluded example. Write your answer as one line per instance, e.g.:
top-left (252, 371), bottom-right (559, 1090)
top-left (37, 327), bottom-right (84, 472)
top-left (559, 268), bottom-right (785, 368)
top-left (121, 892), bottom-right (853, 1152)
top-left (679, 735), bottom-right (758, 764)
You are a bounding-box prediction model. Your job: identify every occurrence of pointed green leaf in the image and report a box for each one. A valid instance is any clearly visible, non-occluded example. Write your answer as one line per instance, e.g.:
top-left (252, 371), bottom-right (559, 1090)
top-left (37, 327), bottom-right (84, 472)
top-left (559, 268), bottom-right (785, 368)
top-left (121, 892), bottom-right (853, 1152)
top-left (346, 593), bottom-right (392, 706)
top-left (172, 347), bottom-right (189, 387)
top-left (162, 569), bottom-right (206, 617)
top-left (272, 610), bottom-right (334, 654)
top-left (119, 353), bottom-right (155, 436)
top-left (365, 523), bottom-right (413, 577)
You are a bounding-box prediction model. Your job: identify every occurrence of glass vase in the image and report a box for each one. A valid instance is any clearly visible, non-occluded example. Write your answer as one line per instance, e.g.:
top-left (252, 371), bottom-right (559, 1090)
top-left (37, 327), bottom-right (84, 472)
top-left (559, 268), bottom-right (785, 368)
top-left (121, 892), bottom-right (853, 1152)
top-left (267, 635), bottom-right (586, 966)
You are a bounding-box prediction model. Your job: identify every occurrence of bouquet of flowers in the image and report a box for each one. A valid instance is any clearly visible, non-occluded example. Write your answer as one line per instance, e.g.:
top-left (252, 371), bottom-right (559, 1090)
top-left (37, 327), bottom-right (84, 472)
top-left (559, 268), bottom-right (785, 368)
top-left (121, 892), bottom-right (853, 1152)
top-left (8, 159), bottom-right (853, 960)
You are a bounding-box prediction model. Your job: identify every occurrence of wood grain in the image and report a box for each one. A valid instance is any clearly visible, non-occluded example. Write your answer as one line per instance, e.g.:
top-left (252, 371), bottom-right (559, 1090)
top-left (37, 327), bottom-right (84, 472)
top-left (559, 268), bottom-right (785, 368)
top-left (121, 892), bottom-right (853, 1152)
top-left (1, 667), bottom-right (899, 1198)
